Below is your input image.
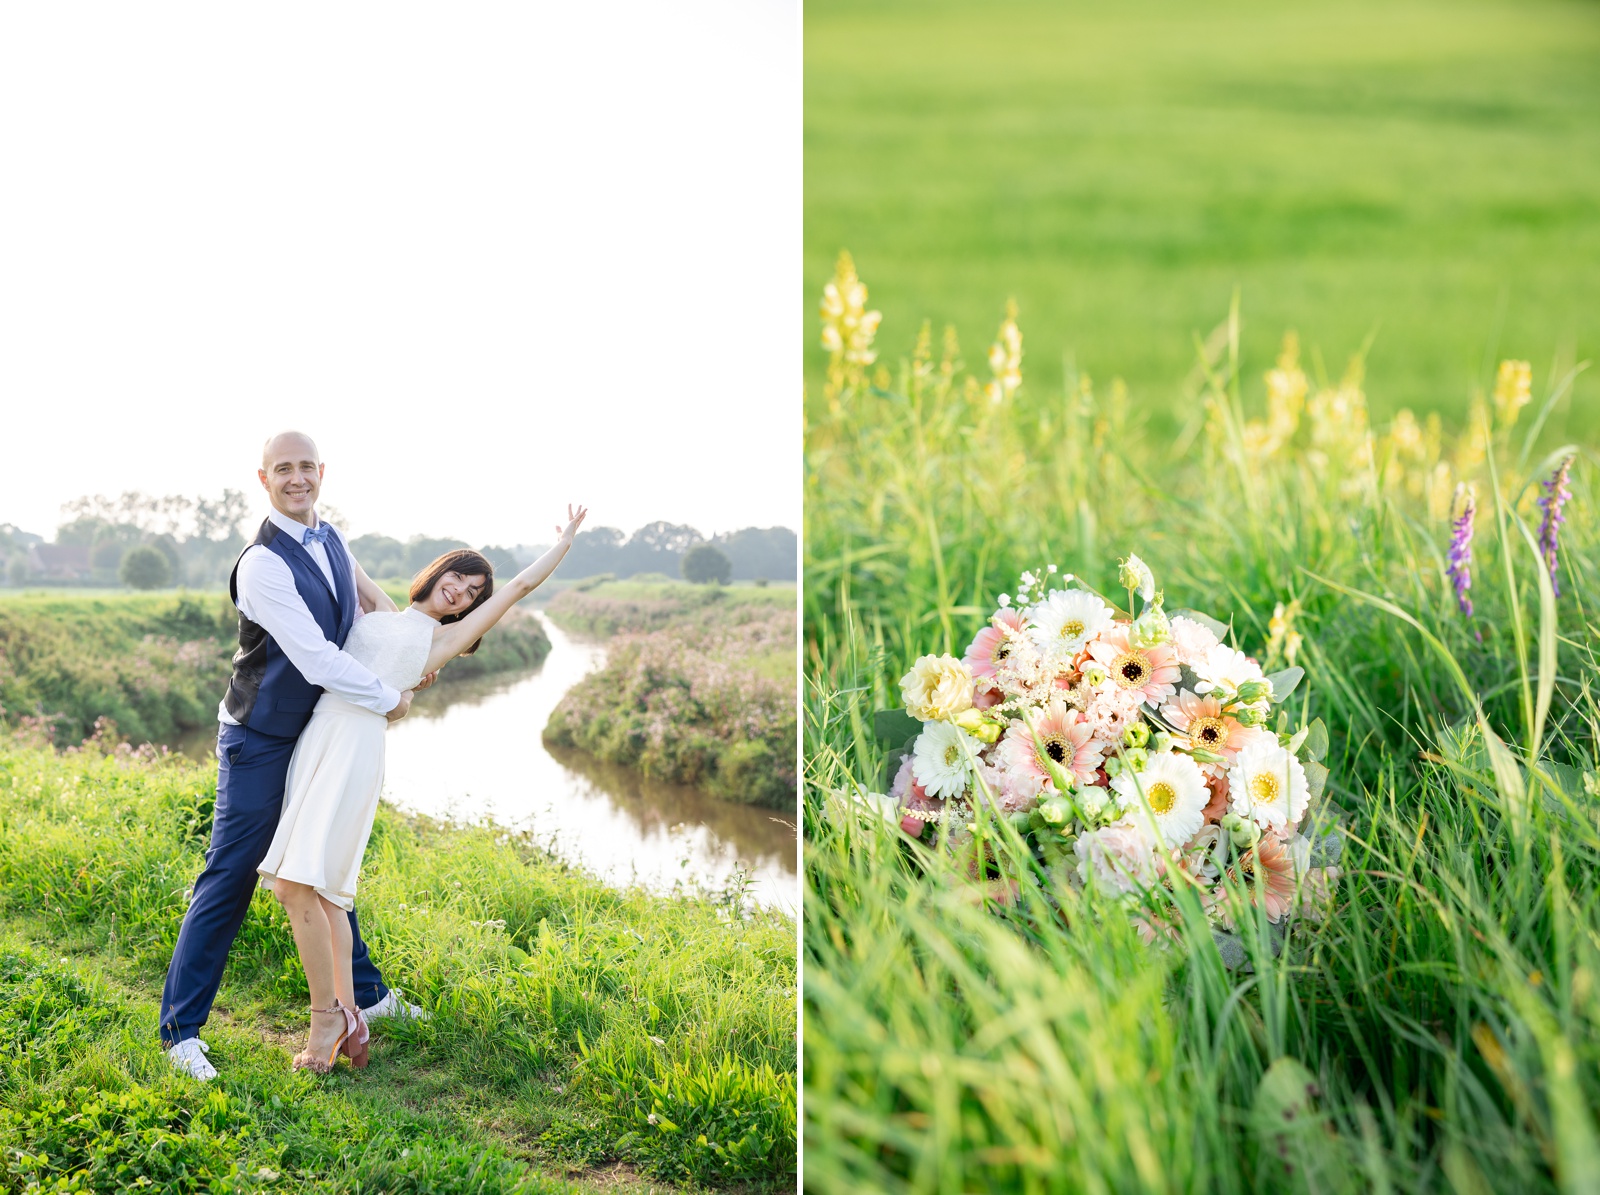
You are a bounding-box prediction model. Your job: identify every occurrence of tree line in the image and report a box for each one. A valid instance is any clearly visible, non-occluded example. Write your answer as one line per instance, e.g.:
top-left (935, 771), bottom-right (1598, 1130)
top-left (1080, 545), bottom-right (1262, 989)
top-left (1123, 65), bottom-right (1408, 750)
top-left (1, 494), bottom-right (795, 590)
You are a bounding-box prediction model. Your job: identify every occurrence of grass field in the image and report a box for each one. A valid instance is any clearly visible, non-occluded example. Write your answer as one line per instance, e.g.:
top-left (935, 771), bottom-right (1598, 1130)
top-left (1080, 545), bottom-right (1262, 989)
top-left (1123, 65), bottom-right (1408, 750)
top-left (805, 0), bottom-right (1600, 440)
top-left (0, 742), bottom-right (796, 1192)
top-left (803, 272), bottom-right (1598, 1189)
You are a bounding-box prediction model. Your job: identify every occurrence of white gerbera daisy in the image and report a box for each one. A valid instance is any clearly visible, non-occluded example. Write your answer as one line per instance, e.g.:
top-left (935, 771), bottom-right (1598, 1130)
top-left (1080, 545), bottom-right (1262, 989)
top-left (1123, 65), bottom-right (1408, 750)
top-left (1026, 588), bottom-right (1114, 662)
top-left (1194, 643), bottom-right (1267, 696)
top-left (1110, 750), bottom-right (1208, 847)
top-left (1226, 738), bottom-right (1309, 831)
top-left (911, 721), bottom-right (981, 799)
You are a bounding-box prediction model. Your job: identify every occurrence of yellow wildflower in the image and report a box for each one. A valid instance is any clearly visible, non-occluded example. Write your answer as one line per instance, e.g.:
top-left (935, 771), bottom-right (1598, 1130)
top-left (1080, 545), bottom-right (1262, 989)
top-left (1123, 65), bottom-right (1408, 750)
top-left (1266, 600), bottom-right (1303, 670)
top-left (1492, 359), bottom-right (1532, 429)
top-left (984, 300), bottom-right (1023, 404)
top-left (819, 251), bottom-right (882, 392)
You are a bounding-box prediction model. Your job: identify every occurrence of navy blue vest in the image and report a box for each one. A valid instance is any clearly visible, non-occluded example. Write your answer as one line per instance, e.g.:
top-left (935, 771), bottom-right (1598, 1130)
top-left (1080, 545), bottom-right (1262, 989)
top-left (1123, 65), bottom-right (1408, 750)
top-left (223, 519), bottom-right (358, 738)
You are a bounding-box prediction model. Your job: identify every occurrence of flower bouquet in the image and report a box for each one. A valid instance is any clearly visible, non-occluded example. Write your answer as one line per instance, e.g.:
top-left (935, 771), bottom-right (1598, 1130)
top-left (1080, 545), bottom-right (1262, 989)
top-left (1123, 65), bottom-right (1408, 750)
top-left (869, 555), bottom-right (1342, 959)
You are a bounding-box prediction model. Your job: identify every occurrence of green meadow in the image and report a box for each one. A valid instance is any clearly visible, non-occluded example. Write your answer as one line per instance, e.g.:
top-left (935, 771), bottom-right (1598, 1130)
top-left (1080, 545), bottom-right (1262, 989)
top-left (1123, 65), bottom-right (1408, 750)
top-left (0, 743), bottom-right (796, 1192)
top-left (805, 0), bottom-right (1600, 438)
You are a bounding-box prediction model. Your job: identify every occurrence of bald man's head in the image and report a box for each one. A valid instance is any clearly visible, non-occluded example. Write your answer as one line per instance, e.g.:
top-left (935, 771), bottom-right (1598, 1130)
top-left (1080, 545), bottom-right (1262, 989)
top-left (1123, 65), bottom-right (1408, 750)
top-left (258, 431), bottom-right (324, 526)
top-left (262, 430), bottom-right (319, 471)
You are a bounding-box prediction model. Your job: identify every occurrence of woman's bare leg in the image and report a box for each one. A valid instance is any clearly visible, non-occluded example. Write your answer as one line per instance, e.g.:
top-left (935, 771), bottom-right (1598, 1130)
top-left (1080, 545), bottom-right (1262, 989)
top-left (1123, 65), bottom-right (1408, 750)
top-left (274, 880), bottom-right (344, 1060)
top-left (320, 895), bottom-right (355, 1010)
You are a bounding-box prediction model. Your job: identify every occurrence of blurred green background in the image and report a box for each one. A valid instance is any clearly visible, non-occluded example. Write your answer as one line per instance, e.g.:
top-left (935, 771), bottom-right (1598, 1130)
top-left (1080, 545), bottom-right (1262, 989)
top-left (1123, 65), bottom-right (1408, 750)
top-left (805, 0), bottom-right (1600, 439)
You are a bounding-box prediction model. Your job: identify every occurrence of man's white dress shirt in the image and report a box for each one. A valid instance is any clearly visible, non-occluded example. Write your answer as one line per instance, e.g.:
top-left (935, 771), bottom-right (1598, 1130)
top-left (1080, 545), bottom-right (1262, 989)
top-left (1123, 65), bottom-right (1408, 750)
top-left (217, 508), bottom-right (401, 726)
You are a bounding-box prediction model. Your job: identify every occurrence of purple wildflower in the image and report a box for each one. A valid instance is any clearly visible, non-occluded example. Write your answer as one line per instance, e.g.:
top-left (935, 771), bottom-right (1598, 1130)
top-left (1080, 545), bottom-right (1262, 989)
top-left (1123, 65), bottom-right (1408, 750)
top-left (1446, 484), bottom-right (1476, 618)
top-left (1536, 456), bottom-right (1574, 597)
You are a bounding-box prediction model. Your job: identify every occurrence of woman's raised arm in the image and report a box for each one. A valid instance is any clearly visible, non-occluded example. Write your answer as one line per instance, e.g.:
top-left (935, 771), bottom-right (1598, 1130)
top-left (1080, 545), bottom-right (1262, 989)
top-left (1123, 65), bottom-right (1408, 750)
top-left (423, 504), bottom-right (587, 673)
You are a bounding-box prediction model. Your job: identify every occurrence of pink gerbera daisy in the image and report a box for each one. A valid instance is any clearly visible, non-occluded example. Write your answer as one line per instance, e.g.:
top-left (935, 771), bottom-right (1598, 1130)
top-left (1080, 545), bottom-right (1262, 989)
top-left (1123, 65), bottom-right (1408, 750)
top-left (995, 698), bottom-right (1104, 797)
top-left (963, 608), bottom-right (1027, 695)
top-left (1084, 624), bottom-right (1182, 707)
top-left (1219, 833), bottom-right (1296, 923)
top-left (1160, 690), bottom-right (1265, 774)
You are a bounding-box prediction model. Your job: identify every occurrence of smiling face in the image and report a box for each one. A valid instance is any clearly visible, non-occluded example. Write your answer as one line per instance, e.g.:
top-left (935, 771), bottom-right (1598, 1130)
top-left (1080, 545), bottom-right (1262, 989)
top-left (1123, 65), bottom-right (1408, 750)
top-left (419, 570), bottom-right (488, 619)
top-left (259, 432), bottom-right (323, 525)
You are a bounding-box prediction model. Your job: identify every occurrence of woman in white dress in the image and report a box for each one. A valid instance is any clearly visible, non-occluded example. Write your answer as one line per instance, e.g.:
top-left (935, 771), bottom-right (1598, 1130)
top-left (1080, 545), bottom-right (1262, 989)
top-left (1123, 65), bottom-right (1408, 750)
top-left (258, 504), bottom-right (587, 1072)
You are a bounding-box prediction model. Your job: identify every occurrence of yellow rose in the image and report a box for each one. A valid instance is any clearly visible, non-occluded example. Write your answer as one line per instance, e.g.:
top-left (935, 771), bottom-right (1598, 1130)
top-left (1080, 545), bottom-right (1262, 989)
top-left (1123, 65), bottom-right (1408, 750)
top-left (899, 654), bottom-right (974, 723)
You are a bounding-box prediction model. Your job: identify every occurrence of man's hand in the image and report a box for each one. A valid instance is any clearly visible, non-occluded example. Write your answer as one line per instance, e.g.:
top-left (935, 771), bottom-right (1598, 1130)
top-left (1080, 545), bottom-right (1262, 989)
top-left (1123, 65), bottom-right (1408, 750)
top-left (385, 691), bottom-right (414, 723)
top-left (415, 671), bottom-right (440, 692)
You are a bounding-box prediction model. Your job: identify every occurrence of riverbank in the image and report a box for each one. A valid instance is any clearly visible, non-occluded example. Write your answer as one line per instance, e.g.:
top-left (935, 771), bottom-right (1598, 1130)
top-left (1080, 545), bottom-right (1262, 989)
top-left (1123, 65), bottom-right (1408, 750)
top-left (0, 740), bottom-right (796, 1192)
top-left (542, 583), bottom-right (795, 810)
top-left (0, 591), bottom-right (549, 748)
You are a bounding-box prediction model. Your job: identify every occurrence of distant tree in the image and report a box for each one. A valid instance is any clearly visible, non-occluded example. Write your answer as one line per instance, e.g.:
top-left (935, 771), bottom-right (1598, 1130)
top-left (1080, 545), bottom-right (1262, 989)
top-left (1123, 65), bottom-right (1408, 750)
top-left (6, 556), bottom-right (28, 587)
top-left (349, 534), bottom-right (407, 578)
top-left (56, 516), bottom-right (110, 547)
top-left (193, 490), bottom-right (252, 541)
top-left (682, 543), bottom-right (732, 585)
top-left (480, 544), bottom-right (521, 577)
top-left (710, 526), bottom-right (797, 581)
top-left (561, 526), bottom-right (626, 577)
top-left (90, 537), bottom-right (127, 573)
top-left (120, 545), bottom-right (172, 590)
top-left (405, 535), bottom-right (473, 574)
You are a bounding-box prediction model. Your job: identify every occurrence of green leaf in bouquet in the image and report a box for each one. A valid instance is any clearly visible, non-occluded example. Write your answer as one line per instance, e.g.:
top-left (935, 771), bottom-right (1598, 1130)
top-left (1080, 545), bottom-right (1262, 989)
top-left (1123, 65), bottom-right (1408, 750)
top-left (1265, 666), bottom-right (1304, 704)
top-left (1169, 608), bottom-right (1230, 641)
top-left (1303, 759), bottom-right (1329, 805)
top-left (873, 708), bottom-right (923, 747)
top-left (1299, 718), bottom-right (1329, 763)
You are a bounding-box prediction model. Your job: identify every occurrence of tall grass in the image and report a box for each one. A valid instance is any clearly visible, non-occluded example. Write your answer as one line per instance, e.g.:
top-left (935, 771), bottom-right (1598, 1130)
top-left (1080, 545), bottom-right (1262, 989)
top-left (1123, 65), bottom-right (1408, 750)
top-left (0, 742), bottom-right (796, 1190)
top-left (804, 282), bottom-right (1598, 1190)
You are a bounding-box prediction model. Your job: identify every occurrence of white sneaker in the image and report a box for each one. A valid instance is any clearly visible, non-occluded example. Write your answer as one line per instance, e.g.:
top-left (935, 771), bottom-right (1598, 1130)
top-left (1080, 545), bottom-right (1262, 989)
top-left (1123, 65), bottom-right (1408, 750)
top-left (167, 1037), bottom-right (217, 1081)
top-left (363, 988), bottom-right (430, 1021)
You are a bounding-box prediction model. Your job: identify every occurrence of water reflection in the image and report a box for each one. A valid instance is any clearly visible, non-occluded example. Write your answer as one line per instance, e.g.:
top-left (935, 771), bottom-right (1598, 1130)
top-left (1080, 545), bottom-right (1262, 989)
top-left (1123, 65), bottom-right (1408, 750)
top-left (382, 613), bottom-right (797, 911)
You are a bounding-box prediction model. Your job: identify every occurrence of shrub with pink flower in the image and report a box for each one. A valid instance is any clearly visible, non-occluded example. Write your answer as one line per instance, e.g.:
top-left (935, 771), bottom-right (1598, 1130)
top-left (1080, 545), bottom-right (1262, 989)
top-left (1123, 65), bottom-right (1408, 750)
top-left (868, 552), bottom-right (1342, 948)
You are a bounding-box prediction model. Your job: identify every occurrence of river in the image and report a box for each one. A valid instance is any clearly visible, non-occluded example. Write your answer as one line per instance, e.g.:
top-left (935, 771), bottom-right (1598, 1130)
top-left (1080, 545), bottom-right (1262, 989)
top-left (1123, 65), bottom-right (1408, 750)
top-left (176, 612), bottom-right (797, 911)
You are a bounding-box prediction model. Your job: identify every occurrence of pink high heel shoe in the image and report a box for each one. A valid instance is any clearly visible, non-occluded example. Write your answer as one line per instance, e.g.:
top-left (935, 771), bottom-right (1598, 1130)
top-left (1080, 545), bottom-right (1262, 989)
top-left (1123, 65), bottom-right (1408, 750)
top-left (292, 1001), bottom-right (359, 1073)
top-left (340, 1006), bottom-right (371, 1069)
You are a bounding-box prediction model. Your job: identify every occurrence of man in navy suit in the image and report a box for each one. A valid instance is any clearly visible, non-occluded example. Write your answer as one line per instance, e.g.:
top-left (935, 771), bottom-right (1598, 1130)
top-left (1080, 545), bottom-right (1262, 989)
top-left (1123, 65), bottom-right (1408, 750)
top-left (162, 431), bottom-right (428, 1080)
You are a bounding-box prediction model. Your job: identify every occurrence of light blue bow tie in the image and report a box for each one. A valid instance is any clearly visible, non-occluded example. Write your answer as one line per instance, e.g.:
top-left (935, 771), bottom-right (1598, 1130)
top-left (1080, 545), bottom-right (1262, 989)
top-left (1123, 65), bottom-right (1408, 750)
top-left (302, 523), bottom-right (333, 547)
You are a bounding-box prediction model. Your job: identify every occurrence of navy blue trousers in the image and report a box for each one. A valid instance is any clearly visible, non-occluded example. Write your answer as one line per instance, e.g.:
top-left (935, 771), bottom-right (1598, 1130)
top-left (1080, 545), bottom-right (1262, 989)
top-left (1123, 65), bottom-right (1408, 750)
top-left (159, 722), bottom-right (389, 1045)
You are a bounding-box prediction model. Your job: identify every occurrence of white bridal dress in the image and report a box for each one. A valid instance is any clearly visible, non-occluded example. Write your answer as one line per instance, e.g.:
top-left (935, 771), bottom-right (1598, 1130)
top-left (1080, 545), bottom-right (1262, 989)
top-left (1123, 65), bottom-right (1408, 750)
top-left (257, 606), bottom-right (436, 911)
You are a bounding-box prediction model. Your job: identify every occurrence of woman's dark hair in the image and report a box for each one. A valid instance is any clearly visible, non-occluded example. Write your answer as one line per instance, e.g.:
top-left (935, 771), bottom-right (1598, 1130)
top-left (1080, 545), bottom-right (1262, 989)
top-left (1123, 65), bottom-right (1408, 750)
top-left (410, 549), bottom-right (495, 655)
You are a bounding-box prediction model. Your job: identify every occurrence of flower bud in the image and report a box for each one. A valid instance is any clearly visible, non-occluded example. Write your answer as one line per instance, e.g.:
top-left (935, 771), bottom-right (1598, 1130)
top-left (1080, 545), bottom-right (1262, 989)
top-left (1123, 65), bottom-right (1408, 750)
top-left (1150, 730), bottom-right (1174, 754)
top-left (1104, 756), bottom-right (1124, 778)
top-left (1235, 679), bottom-right (1271, 704)
top-left (1083, 663), bottom-right (1109, 687)
top-left (1119, 553), bottom-right (1156, 603)
top-left (953, 707), bottom-right (986, 734)
top-left (1122, 747), bottom-right (1149, 773)
top-left (1221, 812), bottom-right (1260, 850)
top-left (1130, 604), bottom-right (1171, 649)
top-left (1122, 721), bottom-right (1151, 749)
top-left (1233, 707), bottom-right (1263, 727)
top-left (1038, 796), bottom-right (1072, 826)
top-left (975, 721), bottom-right (1002, 745)
top-left (1076, 784), bottom-right (1110, 819)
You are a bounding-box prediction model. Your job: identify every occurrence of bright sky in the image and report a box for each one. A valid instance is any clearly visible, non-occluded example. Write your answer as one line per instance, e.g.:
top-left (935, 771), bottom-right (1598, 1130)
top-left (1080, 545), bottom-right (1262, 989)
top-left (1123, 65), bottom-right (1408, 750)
top-left (0, 2), bottom-right (798, 546)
